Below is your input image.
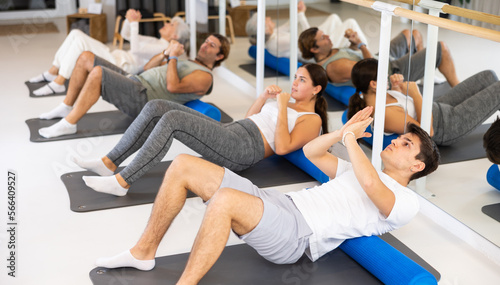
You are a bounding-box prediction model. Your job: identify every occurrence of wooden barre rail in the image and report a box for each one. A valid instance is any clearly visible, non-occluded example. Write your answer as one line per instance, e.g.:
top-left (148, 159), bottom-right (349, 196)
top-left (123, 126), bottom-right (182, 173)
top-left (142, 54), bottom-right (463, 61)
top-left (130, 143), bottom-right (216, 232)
top-left (341, 0), bottom-right (500, 42)
top-left (391, 0), bottom-right (500, 26)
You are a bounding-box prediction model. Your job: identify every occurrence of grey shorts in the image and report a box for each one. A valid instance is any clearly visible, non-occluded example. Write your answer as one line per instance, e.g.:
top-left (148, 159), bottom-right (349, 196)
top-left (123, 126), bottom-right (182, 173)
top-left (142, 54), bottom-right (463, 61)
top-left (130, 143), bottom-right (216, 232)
top-left (389, 32), bottom-right (443, 81)
top-left (94, 56), bottom-right (148, 118)
top-left (211, 168), bottom-right (312, 264)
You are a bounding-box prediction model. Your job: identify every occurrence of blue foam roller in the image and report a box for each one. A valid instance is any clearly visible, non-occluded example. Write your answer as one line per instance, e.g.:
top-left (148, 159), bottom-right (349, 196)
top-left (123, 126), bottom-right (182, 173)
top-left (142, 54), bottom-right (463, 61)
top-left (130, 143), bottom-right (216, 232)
top-left (325, 84), bottom-right (356, 106)
top-left (184, 100), bottom-right (222, 122)
top-left (487, 164), bottom-right (500, 191)
top-left (283, 149), bottom-right (330, 184)
top-left (339, 236), bottom-right (437, 285)
top-left (341, 109), bottom-right (397, 149)
top-left (248, 45), bottom-right (302, 76)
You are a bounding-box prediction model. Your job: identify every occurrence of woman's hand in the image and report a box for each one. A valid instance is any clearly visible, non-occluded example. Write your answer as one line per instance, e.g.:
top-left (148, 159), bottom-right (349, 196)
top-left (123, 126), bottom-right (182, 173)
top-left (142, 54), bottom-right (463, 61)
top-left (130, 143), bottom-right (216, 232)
top-left (125, 9), bottom-right (142, 22)
top-left (276, 92), bottom-right (291, 110)
top-left (389, 73), bottom-right (404, 92)
top-left (261, 85), bottom-right (282, 100)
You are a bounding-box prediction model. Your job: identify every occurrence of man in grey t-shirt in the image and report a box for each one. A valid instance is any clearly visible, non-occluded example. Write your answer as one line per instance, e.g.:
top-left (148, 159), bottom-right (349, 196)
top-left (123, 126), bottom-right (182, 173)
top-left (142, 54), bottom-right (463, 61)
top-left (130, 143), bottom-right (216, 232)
top-left (38, 33), bottom-right (230, 138)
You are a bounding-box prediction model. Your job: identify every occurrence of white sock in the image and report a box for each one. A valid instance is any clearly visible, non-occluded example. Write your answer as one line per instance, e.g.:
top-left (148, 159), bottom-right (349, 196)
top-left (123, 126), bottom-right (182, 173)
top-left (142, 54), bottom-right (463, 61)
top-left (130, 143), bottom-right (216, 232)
top-left (71, 157), bottom-right (114, 176)
top-left (39, 103), bottom-right (73, 120)
top-left (96, 250), bottom-right (155, 271)
top-left (83, 175), bottom-right (128, 196)
top-left (29, 71), bottom-right (57, 83)
top-left (33, 81), bottom-right (66, 96)
top-left (38, 118), bottom-right (77, 138)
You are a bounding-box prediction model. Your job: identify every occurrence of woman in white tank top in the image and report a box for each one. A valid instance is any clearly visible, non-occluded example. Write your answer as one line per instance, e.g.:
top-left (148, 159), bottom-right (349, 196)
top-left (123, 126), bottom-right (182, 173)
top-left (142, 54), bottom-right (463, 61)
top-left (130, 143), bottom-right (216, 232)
top-left (246, 64), bottom-right (329, 157)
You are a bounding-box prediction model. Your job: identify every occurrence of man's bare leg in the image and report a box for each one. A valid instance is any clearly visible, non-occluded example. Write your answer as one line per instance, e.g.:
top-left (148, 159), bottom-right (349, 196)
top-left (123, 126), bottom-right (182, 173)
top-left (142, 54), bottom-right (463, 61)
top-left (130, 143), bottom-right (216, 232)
top-left (96, 155), bottom-right (227, 267)
top-left (38, 51), bottom-right (96, 120)
top-left (437, 42), bottom-right (460, 87)
top-left (63, 51), bottom-right (96, 107)
top-left (177, 188), bottom-right (264, 285)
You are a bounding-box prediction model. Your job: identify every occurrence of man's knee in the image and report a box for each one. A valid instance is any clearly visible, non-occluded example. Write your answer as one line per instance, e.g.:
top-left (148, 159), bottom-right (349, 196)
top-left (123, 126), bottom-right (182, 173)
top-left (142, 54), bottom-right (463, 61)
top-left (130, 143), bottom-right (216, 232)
top-left (169, 154), bottom-right (205, 179)
top-left (77, 51), bottom-right (96, 70)
top-left (88, 65), bottom-right (103, 82)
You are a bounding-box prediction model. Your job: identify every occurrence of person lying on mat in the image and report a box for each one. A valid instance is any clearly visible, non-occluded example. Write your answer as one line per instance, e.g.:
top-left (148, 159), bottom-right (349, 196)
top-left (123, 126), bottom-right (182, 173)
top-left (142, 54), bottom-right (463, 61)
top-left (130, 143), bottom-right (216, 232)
top-left (94, 107), bottom-right (439, 283)
top-left (37, 33), bottom-right (230, 138)
top-left (483, 118), bottom-right (500, 191)
top-left (28, 9), bottom-right (190, 96)
top-left (245, 1), bottom-right (368, 62)
top-left (298, 27), bottom-right (460, 88)
top-left (73, 63), bottom-right (329, 196)
top-left (348, 58), bottom-right (500, 146)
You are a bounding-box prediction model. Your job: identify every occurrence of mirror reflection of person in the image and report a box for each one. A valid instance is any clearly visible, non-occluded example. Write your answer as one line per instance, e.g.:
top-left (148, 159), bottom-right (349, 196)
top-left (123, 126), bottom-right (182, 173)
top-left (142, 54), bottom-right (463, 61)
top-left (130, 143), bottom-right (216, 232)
top-left (93, 108), bottom-right (440, 284)
top-left (349, 58), bottom-right (500, 146)
top-left (28, 10), bottom-right (189, 96)
top-left (245, 1), bottom-right (368, 62)
top-left (299, 27), bottom-right (460, 88)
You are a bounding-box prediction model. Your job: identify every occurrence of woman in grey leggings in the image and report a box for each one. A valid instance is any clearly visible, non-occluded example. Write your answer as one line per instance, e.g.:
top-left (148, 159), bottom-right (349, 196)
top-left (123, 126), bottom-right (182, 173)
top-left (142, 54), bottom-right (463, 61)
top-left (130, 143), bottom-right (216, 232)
top-left (347, 58), bottom-right (500, 146)
top-left (74, 63), bottom-right (329, 196)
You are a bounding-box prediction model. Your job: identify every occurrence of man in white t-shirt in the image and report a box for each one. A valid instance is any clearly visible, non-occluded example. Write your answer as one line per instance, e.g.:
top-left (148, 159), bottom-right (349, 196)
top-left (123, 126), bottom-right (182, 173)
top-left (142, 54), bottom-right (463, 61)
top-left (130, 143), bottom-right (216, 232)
top-left (95, 106), bottom-right (440, 283)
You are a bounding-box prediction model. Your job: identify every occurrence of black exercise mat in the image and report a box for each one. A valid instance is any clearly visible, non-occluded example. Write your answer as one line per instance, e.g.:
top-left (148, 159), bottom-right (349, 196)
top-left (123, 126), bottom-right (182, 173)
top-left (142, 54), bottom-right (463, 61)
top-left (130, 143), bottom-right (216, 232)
top-left (62, 155), bottom-right (316, 212)
top-left (208, 103), bottom-right (234, 123)
top-left (89, 233), bottom-right (439, 285)
top-left (26, 111), bottom-right (135, 143)
top-left (324, 91), bottom-right (347, 112)
top-left (26, 104), bottom-right (234, 143)
top-left (438, 123), bottom-right (490, 164)
top-left (25, 80), bottom-right (69, 97)
top-left (482, 203), bottom-right (500, 223)
top-left (239, 62), bottom-right (287, 78)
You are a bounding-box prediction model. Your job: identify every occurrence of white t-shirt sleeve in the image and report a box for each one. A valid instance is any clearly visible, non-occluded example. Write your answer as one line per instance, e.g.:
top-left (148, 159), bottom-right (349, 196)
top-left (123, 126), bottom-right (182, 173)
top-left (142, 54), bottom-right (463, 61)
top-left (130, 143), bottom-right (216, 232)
top-left (385, 184), bottom-right (420, 227)
top-left (335, 158), bottom-right (352, 178)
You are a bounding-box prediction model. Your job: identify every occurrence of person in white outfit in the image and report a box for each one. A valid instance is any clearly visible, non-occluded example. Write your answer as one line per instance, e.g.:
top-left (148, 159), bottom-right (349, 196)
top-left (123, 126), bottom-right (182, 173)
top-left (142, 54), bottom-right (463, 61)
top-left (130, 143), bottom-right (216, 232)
top-left (245, 1), bottom-right (368, 62)
top-left (28, 9), bottom-right (189, 96)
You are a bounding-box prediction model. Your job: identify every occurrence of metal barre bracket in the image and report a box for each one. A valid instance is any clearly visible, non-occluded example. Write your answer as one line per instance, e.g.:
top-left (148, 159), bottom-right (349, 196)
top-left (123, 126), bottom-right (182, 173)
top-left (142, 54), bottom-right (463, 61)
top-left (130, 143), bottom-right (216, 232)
top-left (371, 1), bottom-right (398, 16)
top-left (419, 0), bottom-right (448, 12)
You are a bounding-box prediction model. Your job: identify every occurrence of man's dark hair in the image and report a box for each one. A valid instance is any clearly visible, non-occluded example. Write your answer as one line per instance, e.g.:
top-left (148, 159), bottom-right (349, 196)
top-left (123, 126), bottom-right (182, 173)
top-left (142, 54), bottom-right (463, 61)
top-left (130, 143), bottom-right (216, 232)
top-left (484, 117), bottom-right (500, 164)
top-left (298, 27), bottom-right (319, 60)
top-left (407, 123), bottom-right (440, 181)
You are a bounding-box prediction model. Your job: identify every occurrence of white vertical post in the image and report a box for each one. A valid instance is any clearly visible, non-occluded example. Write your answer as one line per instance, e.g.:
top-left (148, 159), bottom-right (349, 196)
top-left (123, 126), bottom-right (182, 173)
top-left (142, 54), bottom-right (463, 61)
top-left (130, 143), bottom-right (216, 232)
top-left (289, 0), bottom-right (298, 86)
top-left (219, 0), bottom-right (227, 37)
top-left (371, 10), bottom-right (393, 170)
top-left (256, 0), bottom-right (266, 97)
top-left (416, 3), bottom-right (442, 193)
top-left (188, 0), bottom-right (197, 59)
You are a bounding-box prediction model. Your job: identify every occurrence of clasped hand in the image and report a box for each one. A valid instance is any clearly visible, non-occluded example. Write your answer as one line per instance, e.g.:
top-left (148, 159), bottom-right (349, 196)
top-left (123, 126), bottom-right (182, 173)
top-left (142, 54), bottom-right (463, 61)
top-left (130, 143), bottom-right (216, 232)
top-left (341, 106), bottom-right (374, 141)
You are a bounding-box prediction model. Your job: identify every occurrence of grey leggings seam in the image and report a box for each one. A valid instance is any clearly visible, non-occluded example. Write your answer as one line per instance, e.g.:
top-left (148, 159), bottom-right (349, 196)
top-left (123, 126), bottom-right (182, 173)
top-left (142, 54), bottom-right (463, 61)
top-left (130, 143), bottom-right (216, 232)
top-left (111, 116), bottom-right (161, 166)
top-left (122, 127), bottom-right (258, 183)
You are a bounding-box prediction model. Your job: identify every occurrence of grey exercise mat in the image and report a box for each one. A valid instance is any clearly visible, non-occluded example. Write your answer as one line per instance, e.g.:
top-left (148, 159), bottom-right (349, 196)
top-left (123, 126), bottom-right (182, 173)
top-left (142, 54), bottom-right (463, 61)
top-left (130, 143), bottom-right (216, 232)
top-left (482, 203), bottom-right (500, 222)
top-left (25, 80), bottom-right (69, 97)
top-left (438, 123), bottom-right (490, 164)
top-left (89, 233), bottom-right (439, 285)
top-left (62, 155), bottom-right (316, 212)
top-left (26, 105), bottom-right (234, 142)
top-left (26, 111), bottom-right (135, 143)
